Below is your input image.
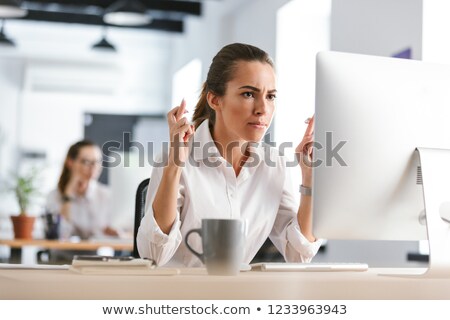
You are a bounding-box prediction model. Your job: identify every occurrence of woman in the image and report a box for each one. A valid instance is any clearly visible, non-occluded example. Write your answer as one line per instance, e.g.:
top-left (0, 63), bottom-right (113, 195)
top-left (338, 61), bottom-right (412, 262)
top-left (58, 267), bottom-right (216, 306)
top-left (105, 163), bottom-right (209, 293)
top-left (46, 140), bottom-right (118, 240)
top-left (137, 43), bottom-right (321, 266)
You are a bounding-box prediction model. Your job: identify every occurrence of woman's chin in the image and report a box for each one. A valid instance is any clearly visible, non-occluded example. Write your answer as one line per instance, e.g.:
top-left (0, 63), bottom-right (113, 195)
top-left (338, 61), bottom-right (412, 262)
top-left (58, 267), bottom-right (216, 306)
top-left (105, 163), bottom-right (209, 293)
top-left (235, 128), bottom-right (267, 143)
top-left (243, 133), bottom-right (265, 143)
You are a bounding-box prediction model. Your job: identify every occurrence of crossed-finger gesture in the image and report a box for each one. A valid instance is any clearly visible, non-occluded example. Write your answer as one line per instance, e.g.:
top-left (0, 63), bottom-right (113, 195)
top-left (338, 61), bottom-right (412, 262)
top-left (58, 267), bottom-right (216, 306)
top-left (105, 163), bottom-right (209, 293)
top-left (167, 99), bottom-right (195, 166)
top-left (295, 115), bottom-right (315, 176)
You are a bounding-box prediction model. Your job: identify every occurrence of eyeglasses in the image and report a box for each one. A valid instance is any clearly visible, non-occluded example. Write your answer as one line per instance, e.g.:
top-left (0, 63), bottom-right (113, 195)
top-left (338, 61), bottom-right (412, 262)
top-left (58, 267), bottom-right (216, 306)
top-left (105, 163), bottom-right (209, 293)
top-left (77, 158), bottom-right (102, 167)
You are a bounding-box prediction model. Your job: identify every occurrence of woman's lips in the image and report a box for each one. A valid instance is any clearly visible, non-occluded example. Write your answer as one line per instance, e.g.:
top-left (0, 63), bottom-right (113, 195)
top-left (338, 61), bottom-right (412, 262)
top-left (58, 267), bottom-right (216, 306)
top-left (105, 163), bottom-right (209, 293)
top-left (248, 122), bottom-right (267, 129)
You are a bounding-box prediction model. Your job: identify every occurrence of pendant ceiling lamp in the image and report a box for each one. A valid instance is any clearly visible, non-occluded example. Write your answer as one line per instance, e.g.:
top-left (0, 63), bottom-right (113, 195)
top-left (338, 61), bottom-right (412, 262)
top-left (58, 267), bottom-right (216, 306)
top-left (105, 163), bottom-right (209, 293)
top-left (92, 27), bottom-right (116, 52)
top-left (103, 0), bottom-right (152, 26)
top-left (0, 0), bottom-right (27, 19)
top-left (0, 19), bottom-right (15, 46)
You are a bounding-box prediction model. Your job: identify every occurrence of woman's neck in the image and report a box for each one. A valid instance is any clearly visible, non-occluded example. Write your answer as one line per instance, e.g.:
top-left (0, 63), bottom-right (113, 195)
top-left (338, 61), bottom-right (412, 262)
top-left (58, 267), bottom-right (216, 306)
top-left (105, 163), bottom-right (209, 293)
top-left (211, 122), bottom-right (248, 176)
top-left (75, 180), bottom-right (90, 196)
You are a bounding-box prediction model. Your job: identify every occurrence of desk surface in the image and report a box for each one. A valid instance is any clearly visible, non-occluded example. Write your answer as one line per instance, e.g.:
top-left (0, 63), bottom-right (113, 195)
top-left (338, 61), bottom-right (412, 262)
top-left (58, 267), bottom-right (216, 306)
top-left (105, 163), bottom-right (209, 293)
top-left (0, 267), bottom-right (449, 299)
top-left (0, 239), bottom-right (133, 251)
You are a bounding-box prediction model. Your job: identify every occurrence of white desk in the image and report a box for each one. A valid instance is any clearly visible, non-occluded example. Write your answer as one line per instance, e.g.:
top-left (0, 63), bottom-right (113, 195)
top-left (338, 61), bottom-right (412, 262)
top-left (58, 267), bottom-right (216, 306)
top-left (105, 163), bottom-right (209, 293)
top-left (1, 268), bottom-right (449, 299)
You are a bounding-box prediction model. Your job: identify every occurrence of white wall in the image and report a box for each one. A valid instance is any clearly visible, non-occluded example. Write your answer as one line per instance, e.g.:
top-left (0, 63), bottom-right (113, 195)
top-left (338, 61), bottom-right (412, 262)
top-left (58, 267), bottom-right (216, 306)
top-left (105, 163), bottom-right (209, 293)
top-left (0, 57), bottom-right (23, 176)
top-left (170, 2), bottom-right (223, 84)
top-left (0, 57), bottom-right (24, 219)
top-left (275, 0), bottom-right (331, 147)
top-left (331, 0), bottom-right (450, 65)
top-left (223, 0), bottom-right (291, 59)
top-left (0, 57), bottom-right (24, 241)
top-left (331, 0), bottom-right (423, 59)
top-left (422, 0), bottom-right (450, 63)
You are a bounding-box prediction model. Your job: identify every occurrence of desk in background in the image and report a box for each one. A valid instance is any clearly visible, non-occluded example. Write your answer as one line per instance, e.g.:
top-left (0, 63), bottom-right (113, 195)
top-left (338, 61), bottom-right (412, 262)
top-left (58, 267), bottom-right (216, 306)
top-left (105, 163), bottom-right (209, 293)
top-left (0, 268), bottom-right (449, 299)
top-left (0, 239), bottom-right (133, 263)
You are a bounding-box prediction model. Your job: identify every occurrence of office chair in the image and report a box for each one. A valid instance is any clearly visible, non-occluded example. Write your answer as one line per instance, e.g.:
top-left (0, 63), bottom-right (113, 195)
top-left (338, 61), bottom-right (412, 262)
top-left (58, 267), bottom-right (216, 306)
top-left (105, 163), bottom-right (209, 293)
top-left (133, 178), bottom-right (150, 258)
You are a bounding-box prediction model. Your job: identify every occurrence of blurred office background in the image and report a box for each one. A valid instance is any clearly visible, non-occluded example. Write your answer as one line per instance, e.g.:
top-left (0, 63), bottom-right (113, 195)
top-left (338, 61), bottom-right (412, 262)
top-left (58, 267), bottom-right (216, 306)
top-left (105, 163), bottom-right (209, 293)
top-left (1, 0), bottom-right (448, 265)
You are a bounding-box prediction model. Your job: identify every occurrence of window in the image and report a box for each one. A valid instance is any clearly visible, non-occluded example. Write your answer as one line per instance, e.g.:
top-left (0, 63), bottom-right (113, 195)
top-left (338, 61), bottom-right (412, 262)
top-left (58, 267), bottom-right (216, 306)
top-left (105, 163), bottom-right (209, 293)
top-left (275, 0), bottom-right (331, 186)
top-left (171, 59), bottom-right (202, 123)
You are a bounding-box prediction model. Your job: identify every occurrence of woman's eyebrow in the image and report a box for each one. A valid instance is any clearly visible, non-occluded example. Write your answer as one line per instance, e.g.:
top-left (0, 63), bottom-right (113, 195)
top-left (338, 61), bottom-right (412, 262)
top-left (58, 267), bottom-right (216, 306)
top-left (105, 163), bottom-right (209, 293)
top-left (238, 85), bottom-right (277, 93)
top-left (239, 85), bottom-right (260, 91)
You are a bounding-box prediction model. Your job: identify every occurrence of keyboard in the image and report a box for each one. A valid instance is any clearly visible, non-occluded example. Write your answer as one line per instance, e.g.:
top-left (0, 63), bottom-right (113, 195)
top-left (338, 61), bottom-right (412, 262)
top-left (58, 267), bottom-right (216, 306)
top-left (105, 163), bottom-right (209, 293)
top-left (250, 262), bottom-right (369, 272)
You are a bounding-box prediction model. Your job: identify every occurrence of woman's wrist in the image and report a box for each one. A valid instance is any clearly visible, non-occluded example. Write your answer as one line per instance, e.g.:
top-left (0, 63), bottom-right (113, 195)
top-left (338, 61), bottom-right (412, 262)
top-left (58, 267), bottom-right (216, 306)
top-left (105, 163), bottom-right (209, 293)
top-left (168, 149), bottom-right (188, 168)
top-left (164, 162), bottom-right (183, 178)
top-left (302, 175), bottom-right (312, 188)
top-left (63, 187), bottom-right (76, 199)
top-left (61, 194), bottom-right (74, 203)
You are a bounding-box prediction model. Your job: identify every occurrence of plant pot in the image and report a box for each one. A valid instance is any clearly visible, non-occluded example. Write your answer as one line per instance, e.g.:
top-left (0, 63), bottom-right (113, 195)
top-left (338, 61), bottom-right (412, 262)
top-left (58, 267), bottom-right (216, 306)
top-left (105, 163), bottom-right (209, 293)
top-left (10, 215), bottom-right (36, 239)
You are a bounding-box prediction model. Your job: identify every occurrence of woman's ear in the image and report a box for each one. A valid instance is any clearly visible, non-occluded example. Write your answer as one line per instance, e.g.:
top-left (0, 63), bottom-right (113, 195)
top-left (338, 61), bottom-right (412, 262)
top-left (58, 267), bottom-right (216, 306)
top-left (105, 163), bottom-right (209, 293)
top-left (66, 158), bottom-right (74, 170)
top-left (206, 91), bottom-right (221, 111)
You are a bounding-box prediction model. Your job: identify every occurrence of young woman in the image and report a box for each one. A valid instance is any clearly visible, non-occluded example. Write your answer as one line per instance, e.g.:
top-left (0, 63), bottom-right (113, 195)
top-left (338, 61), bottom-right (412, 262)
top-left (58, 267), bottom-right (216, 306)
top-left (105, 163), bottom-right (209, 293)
top-left (137, 43), bottom-right (321, 266)
top-left (46, 140), bottom-right (118, 239)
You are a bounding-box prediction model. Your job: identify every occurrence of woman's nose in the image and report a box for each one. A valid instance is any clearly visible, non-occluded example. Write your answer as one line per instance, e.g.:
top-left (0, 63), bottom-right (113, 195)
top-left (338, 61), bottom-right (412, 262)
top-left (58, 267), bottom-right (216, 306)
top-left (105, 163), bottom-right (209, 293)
top-left (254, 98), bottom-right (268, 115)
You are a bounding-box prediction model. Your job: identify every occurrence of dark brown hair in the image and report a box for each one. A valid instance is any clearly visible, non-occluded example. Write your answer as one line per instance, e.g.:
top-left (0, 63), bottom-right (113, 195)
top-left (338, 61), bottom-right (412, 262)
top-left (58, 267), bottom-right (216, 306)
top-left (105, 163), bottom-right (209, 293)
top-left (192, 43), bottom-right (274, 129)
top-left (57, 140), bottom-right (97, 195)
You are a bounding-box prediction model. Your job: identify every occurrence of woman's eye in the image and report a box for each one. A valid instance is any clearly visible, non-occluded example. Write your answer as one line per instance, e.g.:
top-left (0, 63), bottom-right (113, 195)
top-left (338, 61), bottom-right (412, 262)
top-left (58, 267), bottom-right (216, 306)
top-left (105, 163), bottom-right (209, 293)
top-left (242, 92), bottom-right (254, 98)
top-left (267, 94), bottom-right (277, 101)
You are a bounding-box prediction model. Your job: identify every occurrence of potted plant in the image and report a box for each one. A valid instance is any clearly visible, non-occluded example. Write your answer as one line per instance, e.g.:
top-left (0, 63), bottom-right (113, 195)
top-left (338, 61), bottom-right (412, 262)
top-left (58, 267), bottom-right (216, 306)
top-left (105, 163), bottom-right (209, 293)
top-left (10, 168), bottom-right (40, 239)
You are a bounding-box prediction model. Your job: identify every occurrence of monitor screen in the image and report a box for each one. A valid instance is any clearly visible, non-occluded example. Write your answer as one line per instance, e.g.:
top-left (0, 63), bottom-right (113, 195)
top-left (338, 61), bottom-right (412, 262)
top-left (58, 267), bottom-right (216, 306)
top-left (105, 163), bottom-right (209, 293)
top-left (312, 51), bottom-right (450, 242)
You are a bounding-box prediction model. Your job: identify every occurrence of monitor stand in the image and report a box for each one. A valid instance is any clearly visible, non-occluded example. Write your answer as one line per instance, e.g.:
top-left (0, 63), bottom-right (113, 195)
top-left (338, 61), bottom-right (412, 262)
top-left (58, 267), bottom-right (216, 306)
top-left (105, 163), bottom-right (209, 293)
top-left (381, 148), bottom-right (450, 278)
top-left (417, 147), bottom-right (450, 278)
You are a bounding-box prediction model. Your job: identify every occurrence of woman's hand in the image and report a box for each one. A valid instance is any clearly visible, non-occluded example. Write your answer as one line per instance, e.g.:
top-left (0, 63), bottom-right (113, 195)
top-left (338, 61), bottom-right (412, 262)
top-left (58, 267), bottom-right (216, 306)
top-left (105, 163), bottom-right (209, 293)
top-left (167, 99), bottom-right (195, 167)
top-left (153, 99), bottom-right (194, 234)
top-left (295, 115), bottom-right (315, 186)
top-left (64, 172), bottom-right (84, 198)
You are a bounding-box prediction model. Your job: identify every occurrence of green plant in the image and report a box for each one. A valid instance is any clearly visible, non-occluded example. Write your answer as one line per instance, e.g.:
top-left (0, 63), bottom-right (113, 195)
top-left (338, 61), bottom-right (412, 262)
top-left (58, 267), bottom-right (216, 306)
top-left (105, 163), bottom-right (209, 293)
top-left (13, 168), bottom-right (40, 216)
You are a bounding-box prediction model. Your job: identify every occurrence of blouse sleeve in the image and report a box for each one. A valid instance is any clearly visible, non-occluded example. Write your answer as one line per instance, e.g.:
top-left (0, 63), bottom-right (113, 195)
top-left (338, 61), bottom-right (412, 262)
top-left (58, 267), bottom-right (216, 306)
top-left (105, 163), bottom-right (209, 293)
top-left (269, 162), bottom-right (323, 262)
top-left (136, 157), bottom-right (184, 266)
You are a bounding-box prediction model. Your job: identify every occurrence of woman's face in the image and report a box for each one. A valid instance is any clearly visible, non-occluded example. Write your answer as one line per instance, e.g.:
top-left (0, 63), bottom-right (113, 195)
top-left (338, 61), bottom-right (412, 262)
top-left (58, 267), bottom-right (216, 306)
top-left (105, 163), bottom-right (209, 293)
top-left (69, 146), bottom-right (102, 181)
top-left (213, 60), bottom-right (276, 143)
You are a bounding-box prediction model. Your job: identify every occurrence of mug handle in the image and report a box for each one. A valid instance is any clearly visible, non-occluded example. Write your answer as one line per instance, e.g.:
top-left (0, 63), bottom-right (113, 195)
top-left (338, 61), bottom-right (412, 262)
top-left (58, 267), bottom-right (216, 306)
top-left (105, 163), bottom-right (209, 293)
top-left (184, 228), bottom-right (204, 263)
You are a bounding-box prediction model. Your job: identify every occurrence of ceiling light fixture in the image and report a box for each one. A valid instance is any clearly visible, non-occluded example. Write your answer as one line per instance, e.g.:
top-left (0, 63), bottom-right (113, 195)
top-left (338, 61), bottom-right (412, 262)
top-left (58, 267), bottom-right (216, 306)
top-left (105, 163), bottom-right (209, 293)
top-left (103, 0), bottom-right (152, 27)
top-left (92, 27), bottom-right (116, 52)
top-left (0, 0), bottom-right (27, 19)
top-left (0, 19), bottom-right (15, 46)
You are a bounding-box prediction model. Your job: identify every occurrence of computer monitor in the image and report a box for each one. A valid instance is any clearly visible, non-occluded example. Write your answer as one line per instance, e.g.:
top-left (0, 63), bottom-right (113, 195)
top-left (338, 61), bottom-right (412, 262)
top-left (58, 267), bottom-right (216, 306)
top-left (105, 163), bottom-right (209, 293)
top-left (312, 51), bottom-right (450, 278)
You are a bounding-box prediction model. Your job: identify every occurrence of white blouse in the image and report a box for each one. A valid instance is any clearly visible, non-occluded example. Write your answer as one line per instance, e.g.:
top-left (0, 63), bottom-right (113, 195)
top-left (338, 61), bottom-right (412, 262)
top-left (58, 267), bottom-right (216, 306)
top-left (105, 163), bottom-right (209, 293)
top-left (46, 181), bottom-right (112, 240)
top-left (137, 120), bottom-right (322, 267)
